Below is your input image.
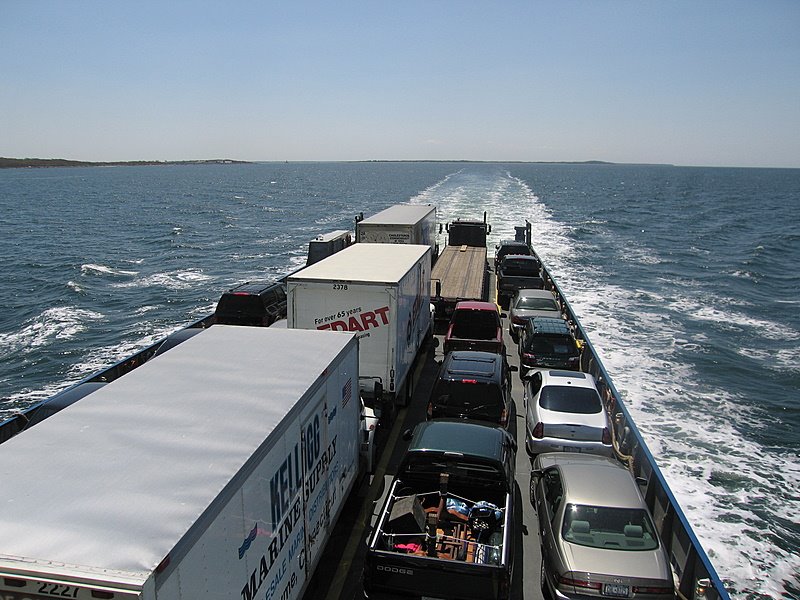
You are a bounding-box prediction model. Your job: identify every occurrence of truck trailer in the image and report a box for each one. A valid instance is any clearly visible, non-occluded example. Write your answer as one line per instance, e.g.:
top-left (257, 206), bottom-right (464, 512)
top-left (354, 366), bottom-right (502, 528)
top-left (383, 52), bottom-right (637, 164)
top-left (0, 325), bottom-right (361, 600)
top-left (286, 243), bottom-right (432, 415)
top-left (430, 217), bottom-right (491, 326)
top-left (355, 204), bottom-right (438, 263)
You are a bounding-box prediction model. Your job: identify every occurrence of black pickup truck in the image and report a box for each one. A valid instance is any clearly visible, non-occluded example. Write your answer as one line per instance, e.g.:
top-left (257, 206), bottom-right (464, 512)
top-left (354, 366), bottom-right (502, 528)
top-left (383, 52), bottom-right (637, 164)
top-left (496, 255), bottom-right (544, 309)
top-left (364, 420), bottom-right (516, 600)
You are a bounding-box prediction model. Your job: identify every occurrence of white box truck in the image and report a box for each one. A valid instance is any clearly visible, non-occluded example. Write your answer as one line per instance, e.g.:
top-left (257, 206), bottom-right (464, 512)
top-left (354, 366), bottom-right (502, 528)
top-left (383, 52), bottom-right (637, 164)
top-left (0, 325), bottom-right (360, 600)
top-left (287, 243), bottom-right (432, 416)
top-left (356, 204), bottom-right (438, 261)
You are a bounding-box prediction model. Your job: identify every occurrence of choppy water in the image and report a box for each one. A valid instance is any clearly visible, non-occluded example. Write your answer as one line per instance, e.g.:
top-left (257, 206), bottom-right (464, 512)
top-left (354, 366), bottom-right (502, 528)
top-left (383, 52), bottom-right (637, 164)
top-left (0, 162), bottom-right (798, 598)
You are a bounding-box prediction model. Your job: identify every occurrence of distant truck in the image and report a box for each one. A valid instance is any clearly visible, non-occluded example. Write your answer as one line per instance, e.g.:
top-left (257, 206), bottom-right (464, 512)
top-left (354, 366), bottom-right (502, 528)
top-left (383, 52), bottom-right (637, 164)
top-left (496, 254), bottom-right (544, 309)
top-left (364, 420), bottom-right (516, 600)
top-left (443, 300), bottom-right (504, 355)
top-left (430, 216), bottom-right (491, 326)
top-left (286, 243), bottom-right (432, 417)
top-left (0, 326), bottom-right (361, 600)
top-left (307, 229), bottom-right (353, 265)
top-left (356, 204), bottom-right (438, 263)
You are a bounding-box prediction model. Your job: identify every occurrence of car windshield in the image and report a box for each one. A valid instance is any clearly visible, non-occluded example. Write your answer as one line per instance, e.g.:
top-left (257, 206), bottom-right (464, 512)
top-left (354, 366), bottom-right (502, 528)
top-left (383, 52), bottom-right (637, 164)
top-left (539, 386), bottom-right (601, 414)
top-left (523, 334), bottom-right (576, 355)
top-left (503, 258), bottom-right (538, 272)
top-left (516, 297), bottom-right (558, 311)
top-left (561, 504), bottom-right (659, 551)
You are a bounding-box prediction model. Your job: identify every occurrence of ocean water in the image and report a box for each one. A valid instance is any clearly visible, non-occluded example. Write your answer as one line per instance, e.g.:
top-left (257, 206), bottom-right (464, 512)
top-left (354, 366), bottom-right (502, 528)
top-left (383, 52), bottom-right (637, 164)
top-left (0, 162), bottom-right (797, 598)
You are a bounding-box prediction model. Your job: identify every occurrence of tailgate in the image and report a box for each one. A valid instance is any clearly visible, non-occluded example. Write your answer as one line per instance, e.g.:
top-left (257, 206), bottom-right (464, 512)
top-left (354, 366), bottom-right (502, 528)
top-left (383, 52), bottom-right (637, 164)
top-left (364, 551), bottom-right (507, 600)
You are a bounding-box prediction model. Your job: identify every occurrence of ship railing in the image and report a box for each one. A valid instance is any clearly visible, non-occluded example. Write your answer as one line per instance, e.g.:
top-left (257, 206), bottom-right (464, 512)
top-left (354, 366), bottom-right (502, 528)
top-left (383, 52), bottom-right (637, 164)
top-left (540, 262), bottom-right (730, 600)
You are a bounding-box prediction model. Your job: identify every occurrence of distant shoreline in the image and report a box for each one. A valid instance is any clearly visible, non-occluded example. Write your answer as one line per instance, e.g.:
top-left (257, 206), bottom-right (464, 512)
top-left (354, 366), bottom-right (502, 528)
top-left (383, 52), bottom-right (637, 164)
top-left (1, 157), bottom-right (679, 169)
top-left (0, 158), bottom-right (251, 169)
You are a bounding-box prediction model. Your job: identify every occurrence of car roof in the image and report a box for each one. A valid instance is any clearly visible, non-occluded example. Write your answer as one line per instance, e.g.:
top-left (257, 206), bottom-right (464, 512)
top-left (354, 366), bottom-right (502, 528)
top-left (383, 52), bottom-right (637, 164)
top-left (513, 289), bottom-right (556, 299)
top-left (535, 452), bottom-right (645, 509)
top-left (526, 317), bottom-right (572, 334)
top-left (441, 350), bottom-right (502, 381)
top-left (539, 369), bottom-right (597, 390)
top-left (222, 280), bottom-right (284, 297)
top-left (501, 254), bottom-right (538, 261)
top-left (410, 419), bottom-right (509, 461)
top-left (497, 239), bottom-right (530, 249)
top-left (454, 300), bottom-right (498, 311)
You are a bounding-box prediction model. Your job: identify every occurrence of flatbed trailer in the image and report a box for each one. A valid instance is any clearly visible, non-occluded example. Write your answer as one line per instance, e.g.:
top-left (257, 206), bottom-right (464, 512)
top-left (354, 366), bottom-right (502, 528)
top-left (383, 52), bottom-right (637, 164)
top-left (430, 218), bottom-right (491, 326)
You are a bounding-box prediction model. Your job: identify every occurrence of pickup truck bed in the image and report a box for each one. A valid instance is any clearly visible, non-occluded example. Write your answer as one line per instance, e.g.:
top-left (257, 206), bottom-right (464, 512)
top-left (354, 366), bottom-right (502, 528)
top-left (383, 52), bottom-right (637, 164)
top-left (496, 255), bottom-right (543, 309)
top-left (364, 420), bottom-right (515, 600)
top-left (431, 245), bottom-right (488, 323)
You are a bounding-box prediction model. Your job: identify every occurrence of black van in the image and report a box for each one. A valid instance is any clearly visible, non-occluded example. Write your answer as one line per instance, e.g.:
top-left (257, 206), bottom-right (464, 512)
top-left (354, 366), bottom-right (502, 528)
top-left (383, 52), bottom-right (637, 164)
top-left (214, 281), bottom-right (287, 327)
top-left (427, 350), bottom-right (516, 429)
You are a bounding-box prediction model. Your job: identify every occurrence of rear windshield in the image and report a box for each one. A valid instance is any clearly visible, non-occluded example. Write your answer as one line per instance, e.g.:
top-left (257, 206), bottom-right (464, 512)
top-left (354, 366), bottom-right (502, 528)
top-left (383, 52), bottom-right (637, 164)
top-left (503, 258), bottom-right (539, 273)
top-left (515, 296), bottom-right (558, 311)
top-left (562, 504), bottom-right (659, 551)
top-left (451, 311), bottom-right (499, 338)
top-left (539, 386), bottom-right (602, 413)
top-left (432, 381), bottom-right (504, 420)
top-left (499, 246), bottom-right (531, 259)
top-left (523, 334), bottom-right (576, 355)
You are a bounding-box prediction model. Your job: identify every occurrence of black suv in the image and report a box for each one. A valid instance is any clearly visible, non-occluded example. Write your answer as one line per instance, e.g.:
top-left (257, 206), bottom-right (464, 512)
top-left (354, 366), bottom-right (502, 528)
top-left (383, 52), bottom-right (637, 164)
top-left (214, 281), bottom-right (287, 326)
top-left (518, 317), bottom-right (581, 376)
top-left (427, 350), bottom-right (516, 429)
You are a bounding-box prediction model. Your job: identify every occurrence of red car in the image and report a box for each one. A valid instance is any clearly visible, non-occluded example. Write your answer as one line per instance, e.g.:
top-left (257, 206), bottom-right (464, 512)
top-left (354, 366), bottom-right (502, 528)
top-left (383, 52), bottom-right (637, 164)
top-left (443, 301), bottom-right (504, 355)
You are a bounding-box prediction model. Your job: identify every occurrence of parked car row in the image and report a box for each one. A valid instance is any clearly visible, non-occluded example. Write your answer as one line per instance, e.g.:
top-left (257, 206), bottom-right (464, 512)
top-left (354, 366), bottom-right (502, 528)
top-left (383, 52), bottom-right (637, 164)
top-left (495, 238), bottom-right (674, 600)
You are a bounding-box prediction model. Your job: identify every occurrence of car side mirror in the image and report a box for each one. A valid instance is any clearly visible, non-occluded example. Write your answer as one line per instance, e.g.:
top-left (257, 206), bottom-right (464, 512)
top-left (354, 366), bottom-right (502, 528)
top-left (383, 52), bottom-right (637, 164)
top-left (402, 428), bottom-right (414, 442)
top-left (500, 312), bottom-right (507, 318)
top-left (509, 365), bottom-right (518, 372)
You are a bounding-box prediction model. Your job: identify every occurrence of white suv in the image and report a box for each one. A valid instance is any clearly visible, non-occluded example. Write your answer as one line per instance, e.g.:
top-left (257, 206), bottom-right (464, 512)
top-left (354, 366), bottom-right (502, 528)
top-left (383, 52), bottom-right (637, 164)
top-left (524, 370), bottom-right (613, 457)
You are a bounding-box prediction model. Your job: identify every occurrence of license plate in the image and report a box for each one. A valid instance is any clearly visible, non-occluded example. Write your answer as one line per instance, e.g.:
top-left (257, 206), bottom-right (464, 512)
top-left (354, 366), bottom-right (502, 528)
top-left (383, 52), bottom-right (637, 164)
top-left (564, 446), bottom-right (580, 452)
top-left (603, 583), bottom-right (630, 597)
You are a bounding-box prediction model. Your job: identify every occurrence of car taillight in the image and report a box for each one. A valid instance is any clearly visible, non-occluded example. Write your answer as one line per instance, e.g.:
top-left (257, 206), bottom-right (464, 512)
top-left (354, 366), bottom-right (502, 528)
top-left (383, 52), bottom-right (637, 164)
top-left (602, 427), bottom-right (611, 445)
top-left (427, 402), bottom-right (433, 418)
top-left (532, 422), bottom-right (544, 439)
top-left (500, 408), bottom-right (508, 427)
top-left (522, 352), bottom-right (536, 362)
top-left (633, 585), bottom-right (674, 595)
top-left (558, 575), bottom-right (601, 591)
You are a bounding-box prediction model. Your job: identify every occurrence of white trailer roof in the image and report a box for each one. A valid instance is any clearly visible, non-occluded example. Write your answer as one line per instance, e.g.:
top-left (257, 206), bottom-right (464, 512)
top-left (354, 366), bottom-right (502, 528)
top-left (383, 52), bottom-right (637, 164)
top-left (0, 326), bottom-right (355, 585)
top-left (290, 243), bottom-right (429, 284)
top-left (358, 204), bottom-right (435, 225)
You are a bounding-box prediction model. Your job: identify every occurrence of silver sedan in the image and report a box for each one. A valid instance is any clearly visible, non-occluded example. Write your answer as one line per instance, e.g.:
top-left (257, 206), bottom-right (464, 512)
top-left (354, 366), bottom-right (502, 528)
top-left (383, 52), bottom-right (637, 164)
top-left (531, 453), bottom-right (675, 600)
top-left (524, 370), bottom-right (613, 457)
top-left (507, 288), bottom-right (562, 342)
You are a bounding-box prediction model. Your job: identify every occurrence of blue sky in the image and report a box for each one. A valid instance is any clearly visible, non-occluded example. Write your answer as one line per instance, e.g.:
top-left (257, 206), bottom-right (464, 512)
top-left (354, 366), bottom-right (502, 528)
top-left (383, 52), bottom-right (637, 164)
top-left (2, 1), bottom-right (799, 167)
